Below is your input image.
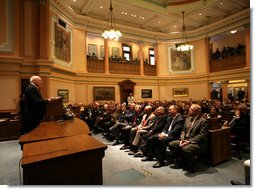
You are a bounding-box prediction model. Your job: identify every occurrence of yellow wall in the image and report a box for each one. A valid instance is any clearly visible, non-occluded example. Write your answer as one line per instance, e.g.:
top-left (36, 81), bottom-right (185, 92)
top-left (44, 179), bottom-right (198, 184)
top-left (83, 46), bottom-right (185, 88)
top-left (72, 28), bottom-right (86, 72)
top-left (50, 78), bottom-right (75, 105)
top-left (157, 44), bottom-right (168, 76)
top-left (193, 39), bottom-right (208, 74)
top-left (0, 76), bottom-right (19, 110)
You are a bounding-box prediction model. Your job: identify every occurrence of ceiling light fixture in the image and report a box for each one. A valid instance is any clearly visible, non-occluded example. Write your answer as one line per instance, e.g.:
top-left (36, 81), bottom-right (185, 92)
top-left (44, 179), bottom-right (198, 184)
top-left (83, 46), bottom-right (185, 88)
top-left (230, 30), bottom-right (237, 34)
top-left (102, 0), bottom-right (122, 41)
top-left (176, 11), bottom-right (193, 52)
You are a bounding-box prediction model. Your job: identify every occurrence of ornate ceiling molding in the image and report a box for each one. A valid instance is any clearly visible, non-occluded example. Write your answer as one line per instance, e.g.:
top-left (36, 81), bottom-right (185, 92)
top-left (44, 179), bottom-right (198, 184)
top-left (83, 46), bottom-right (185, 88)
top-left (50, 0), bottom-right (250, 43)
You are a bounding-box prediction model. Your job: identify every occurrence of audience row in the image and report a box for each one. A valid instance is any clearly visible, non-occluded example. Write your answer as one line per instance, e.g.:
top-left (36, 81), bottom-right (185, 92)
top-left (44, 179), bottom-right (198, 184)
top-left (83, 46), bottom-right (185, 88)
top-left (72, 98), bottom-right (250, 173)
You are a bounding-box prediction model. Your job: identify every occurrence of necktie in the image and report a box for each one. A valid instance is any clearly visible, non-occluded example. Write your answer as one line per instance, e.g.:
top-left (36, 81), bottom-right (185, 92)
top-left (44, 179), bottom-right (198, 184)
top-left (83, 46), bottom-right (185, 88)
top-left (143, 114), bottom-right (149, 126)
top-left (168, 119), bottom-right (174, 132)
top-left (185, 117), bottom-right (194, 138)
top-left (168, 114), bottom-right (179, 131)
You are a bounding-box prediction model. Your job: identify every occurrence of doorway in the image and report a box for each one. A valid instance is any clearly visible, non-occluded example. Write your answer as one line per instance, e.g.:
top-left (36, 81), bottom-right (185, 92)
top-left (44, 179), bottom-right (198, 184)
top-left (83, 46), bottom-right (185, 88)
top-left (21, 78), bottom-right (30, 95)
top-left (118, 80), bottom-right (136, 105)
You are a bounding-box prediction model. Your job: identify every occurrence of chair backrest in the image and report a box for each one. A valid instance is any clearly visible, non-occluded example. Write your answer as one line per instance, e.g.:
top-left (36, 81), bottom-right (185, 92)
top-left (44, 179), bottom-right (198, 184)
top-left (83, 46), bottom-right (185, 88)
top-left (207, 117), bottom-right (221, 130)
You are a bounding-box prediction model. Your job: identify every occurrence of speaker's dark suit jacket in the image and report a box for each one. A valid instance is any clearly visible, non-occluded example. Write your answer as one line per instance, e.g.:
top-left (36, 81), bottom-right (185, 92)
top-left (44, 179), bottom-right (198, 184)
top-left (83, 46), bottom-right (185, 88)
top-left (23, 84), bottom-right (48, 134)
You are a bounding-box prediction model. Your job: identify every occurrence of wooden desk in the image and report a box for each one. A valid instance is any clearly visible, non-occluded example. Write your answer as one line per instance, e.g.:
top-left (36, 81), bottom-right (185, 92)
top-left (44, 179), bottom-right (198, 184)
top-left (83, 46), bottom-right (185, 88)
top-left (209, 127), bottom-right (231, 165)
top-left (22, 134), bottom-right (107, 185)
top-left (0, 118), bottom-right (20, 141)
top-left (20, 118), bottom-right (107, 185)
top-left (19, 118), bottom-right (90, 145)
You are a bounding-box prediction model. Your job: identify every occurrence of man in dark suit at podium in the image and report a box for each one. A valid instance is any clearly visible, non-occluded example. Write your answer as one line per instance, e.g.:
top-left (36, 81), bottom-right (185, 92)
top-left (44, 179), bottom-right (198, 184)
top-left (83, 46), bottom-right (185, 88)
top-left (23, 75), bottom-right (54, 134)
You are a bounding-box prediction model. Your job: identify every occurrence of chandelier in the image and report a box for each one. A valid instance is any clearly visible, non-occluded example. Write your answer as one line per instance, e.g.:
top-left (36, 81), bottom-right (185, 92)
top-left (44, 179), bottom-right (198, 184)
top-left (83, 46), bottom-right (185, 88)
top-left (176, 11), bottom-right (193, 51)
top-left (102, 0), bottom-right (122, 41)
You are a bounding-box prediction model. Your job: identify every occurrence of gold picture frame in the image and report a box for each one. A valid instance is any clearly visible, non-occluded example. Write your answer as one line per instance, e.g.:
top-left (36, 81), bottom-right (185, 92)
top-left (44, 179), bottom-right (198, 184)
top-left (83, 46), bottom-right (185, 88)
top-left (112, 47), bottom-right (119, 57)
top-left (93, 87), bottom-right (115, 101)
top-left (168, 46), bottom-right (194, 73)
top-left (141, 89), bottom-right (152, 98)
top-left (57, 89), bottom-right (69, 102)
top-left (88, 44), bottom-right (97, 56)
top-left (55, 23), bottom-right (71, 63)
top-left (100, 45), bottom-right (104, 59)
top-left (172, 88), bottom-right (189, 97)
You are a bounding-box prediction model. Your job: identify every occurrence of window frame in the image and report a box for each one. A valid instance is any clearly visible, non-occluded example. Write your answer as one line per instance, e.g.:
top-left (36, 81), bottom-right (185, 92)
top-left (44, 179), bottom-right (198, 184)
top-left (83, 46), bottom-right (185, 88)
top-left (122, 43), bottom-right (132, 61)
top-left (148, 48), bottom-right (155, 65)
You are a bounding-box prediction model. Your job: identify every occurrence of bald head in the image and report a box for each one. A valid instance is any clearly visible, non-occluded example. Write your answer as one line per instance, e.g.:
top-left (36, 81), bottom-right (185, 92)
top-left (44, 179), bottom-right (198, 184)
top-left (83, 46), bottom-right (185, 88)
top-left (30, 75), bottom-right (42, 88)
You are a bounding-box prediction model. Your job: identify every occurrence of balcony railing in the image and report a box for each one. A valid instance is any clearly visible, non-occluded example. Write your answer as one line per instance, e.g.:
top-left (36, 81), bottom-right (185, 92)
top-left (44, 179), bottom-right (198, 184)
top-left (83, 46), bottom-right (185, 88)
top-left (209, 55), bottom-right (246, 72)
top-left (87, 59), bottom-right (156, 76)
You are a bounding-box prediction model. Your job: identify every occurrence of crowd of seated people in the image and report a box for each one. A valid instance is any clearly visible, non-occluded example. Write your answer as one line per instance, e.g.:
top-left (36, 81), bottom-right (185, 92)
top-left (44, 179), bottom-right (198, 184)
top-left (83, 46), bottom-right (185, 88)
top-left (211, 43), bottom-right (245, 60)
top-left (77, 97), bottom-right (250, 172)
top-left (87, 52), bottom-right (98, 60)
top-left (87, 53), bottom-right (143, 64)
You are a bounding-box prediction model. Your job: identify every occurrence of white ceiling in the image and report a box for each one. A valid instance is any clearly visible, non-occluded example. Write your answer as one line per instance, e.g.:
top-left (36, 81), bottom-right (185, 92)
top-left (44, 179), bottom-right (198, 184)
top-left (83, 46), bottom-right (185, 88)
top-left (63, 0), bottom-right (250, 34)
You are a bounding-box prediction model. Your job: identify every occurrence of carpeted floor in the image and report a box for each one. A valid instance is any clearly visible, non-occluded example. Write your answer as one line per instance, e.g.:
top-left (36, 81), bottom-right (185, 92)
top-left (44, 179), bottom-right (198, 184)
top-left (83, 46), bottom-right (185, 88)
top-left (95, 134), bottom-right (250, 186)
top-left (0, 134), bottom-right (250, 186)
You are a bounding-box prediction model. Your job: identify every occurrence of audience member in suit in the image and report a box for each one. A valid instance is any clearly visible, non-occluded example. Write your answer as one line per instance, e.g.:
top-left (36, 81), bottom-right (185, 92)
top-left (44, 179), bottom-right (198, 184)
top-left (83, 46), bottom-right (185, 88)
top-left (92, 103), bottom-right (112, 134)
top-left (119, 104), bottom-right (144, 150)
top-left (169, 104), bottom-right (209, 172)
top-left (205, 106), bottom-right (222, 119)
top-left (109, 103), bottom-right (137, 145)
top-left (128, 105), bottom-right (156, 155)
top-left (81, 102), bottom-right (102, 131)
top-left (229, 104), bottom-right (250, 155)
top-left (107, 103), bottom-right (128, 144)
top-left (134, 106), bottom-right (167, 157)
top-left (23, 76), bottom-right (54, 134)
top-left (142, 105), bottom-right (185, 168)
top-left (229, 104), bottom-right (250, 131)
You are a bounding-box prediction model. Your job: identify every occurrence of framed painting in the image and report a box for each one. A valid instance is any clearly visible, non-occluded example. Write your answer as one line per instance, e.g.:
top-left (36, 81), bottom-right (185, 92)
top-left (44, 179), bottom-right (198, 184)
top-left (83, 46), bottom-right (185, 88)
top-left (168, 46), bottom-right (194, 73)
top-left (55, 23), bottom-right (71, 62)
top-left (88, 44), bottom-right (97, 56)
top-left (112, 47), bottom-right (119, 57)
top-left (93, 87), bottom-right (115, 101)
top-left (57, 89), bottom-right (69, 102)
top-left (100, 45), bottom-right (104, 59)
top-left (172, 88), bottom-right (189, 97)
top-left (141, 89), bottom-right (152, 98)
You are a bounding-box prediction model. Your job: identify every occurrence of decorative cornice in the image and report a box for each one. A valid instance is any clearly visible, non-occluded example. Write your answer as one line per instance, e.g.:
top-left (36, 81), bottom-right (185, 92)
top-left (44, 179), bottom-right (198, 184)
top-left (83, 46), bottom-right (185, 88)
top-left (50, 0), bottom-right (249, 43)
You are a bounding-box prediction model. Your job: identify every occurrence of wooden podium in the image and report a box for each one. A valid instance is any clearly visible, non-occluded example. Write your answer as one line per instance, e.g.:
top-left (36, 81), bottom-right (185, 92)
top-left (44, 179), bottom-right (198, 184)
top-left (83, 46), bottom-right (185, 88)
top-left (45, 97), bottom-right (64, 121)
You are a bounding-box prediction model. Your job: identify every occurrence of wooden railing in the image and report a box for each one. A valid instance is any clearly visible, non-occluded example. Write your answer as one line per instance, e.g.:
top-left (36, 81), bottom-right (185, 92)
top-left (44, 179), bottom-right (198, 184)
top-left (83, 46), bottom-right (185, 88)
top-left (87, 59), bottom-right (104, 73)
top-left (110, 61), bottom-right (140, 75)
top-left (144, 64), bottom-right (156, 76)
top-left (87, 59), bottom-right (156, 76)
top-left (209, 55), bottom-right (246, 72)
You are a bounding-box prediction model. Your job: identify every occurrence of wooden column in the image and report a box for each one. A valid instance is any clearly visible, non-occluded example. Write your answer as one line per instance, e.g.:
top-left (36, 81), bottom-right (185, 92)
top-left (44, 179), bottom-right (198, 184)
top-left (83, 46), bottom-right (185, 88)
top-left (245, 28), bottom-right (250, 68)
top-left (84, 30), bottom-right (88, 73)
top-left (35, 0), bottom-right (50, 96)
top-left (139, 42), bottom-right (144, 76)
top-left (35, 0), bottom-right (49, 60)
top-left (204, 37), bottom-right (210, 73)
top-left (247, 79), bottom-right (250, 102)
top-left (104, 39), bottom-right (110, 74)
top-left (208, 82), bottom-right (212, 100)
top-left (221, 81), bottom-right (228, 101)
